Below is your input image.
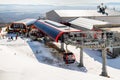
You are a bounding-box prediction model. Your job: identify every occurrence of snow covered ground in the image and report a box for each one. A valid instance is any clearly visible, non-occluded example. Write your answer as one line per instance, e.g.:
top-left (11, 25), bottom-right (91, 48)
top-left (0, 34), bottom-right (120, 80)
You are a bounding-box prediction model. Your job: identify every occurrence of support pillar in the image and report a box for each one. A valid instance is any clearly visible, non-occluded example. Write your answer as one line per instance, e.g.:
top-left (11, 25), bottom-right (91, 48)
top-left (78, 47), bottom-right (84, 67)
top-left (61, 42), bottom-right (64, 51)
top-left (61, 35), bottom-right (65, 52)
top-left (101, 48), bottom-right (109, 77)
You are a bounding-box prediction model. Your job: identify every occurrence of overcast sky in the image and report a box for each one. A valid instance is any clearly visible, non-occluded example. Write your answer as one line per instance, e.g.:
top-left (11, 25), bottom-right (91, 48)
top-left (0, 0), bottom-right (120, 5)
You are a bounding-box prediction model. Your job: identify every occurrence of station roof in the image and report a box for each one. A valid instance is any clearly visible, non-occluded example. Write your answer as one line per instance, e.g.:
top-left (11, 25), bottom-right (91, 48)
top-left (54, 9), bottom-right (120, 17)
top-left (70, 17), bottom-right (109, 30)
top-left (12, 19), bottom-right (37, 26)
top-left (34, 20), bottom-right (80, 42)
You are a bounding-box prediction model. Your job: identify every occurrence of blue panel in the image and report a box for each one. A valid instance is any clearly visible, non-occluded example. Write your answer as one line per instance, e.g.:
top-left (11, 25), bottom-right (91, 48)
top-left (34, 21), bottom-right (61, 40)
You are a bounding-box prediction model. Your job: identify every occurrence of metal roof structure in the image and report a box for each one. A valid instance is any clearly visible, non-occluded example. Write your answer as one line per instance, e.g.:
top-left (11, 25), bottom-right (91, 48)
top-left (70, 17), bottom-right (109, 30)
top-left (34, 20), bottom-right (80, 42)
top-left (12, 19), bottom-right (37, 26)
top-left (54, 9), bottom-right (120, 17)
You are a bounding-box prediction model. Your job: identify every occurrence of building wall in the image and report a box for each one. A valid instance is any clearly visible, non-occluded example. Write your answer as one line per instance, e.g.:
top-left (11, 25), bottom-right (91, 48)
top-left (46, 10), bottom-right (62, 22)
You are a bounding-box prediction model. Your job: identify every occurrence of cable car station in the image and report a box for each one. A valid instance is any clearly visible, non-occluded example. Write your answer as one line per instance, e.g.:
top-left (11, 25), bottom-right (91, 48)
top-left (7, 18), bottom-right (120, 77)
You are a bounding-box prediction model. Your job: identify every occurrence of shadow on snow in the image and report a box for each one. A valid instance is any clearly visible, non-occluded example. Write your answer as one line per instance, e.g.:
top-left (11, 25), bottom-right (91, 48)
top-left (84, 49), bottom-right (120, 69)
top-left (26, 40), bottom-right (88, 73)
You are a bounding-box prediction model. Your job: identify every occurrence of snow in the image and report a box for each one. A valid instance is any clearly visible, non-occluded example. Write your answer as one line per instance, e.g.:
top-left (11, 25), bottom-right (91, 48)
top-left (0, 33), bottom-right (120, 80)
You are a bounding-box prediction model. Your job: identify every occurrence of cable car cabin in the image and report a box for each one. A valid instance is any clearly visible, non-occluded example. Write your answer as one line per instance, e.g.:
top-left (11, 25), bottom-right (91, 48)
top-left (63, 52), bottom-right (76, 64)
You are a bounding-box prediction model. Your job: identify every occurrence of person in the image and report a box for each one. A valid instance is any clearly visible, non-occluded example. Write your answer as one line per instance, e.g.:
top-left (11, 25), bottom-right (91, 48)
top-left (11, 36), bottom-right (13, 40)
top-left (15, 33), bottom-right (18, 40)
top-left (43, 36), bottom-right (47, 44)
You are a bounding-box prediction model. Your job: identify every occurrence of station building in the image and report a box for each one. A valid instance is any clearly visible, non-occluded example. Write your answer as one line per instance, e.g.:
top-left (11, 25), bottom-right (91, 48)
top-left (46, 9), bottom-right (120, 23)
